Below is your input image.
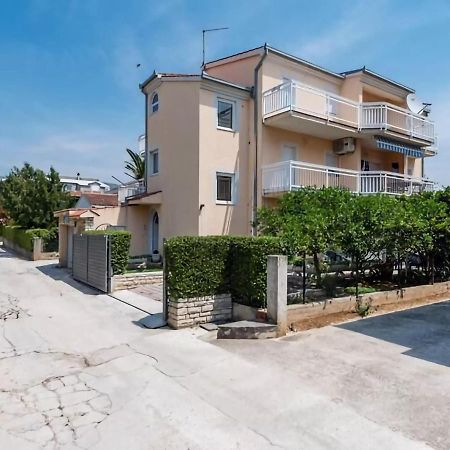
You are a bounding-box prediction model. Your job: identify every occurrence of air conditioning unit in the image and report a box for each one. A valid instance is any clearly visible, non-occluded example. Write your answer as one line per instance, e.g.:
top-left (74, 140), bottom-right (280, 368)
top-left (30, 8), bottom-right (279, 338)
top-left (333, 137), bottom-right (356, 155)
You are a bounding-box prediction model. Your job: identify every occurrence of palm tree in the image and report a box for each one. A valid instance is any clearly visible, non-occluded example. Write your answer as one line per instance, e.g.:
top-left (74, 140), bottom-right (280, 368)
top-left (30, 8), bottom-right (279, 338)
top-left (124, 148), bottom-right (145, 180)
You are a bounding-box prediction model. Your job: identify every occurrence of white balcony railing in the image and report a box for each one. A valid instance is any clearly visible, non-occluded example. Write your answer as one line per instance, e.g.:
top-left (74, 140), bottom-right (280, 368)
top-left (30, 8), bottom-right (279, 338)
top-left (262, 161), bottom-right (435, 196)
top-left (360, 103), bottom-right (435, 142)
top-left (118, 179), bottom-right (146, 202)
top-left (263, 82), bottom-right (436, 144)
top-left (263, 81), bottom-right (360, 128)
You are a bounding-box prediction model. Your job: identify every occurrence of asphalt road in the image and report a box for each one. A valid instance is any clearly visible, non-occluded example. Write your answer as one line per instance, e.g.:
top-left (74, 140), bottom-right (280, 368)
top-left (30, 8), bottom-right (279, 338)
top-left (0, 247), bottom-right (449, 449)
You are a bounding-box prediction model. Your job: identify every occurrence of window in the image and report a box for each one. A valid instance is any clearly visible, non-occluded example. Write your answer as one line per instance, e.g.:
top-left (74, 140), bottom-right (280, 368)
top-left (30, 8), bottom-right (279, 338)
top-left (151, 93), bottom-right (159, 113)
top-left (149, 149), bottom-right (159, 175)
top-left (216, 173), bottom-right (234, 203)
top-left (85, 217), bottom-right (94, 231)
top-left (217, 99), bottom-right (233, 130)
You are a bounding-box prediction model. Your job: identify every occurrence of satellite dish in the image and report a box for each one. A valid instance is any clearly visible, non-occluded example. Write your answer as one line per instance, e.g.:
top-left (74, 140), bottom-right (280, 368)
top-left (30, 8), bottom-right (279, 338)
top-left (407, 93), bottom-right (426, 115)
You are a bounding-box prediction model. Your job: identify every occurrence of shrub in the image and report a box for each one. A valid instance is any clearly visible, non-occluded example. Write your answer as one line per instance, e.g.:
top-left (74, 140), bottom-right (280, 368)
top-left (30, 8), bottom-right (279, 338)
top-left (164, 235), bottom-right (284, 308)
top-left (0, 225), bottom-right (57, 252)
top-left (85, 230), bottom-right (131, 275)
top-left (228, 236), bottom-right (284, 308)
top-left (165, 236), bottom-right (233, 300)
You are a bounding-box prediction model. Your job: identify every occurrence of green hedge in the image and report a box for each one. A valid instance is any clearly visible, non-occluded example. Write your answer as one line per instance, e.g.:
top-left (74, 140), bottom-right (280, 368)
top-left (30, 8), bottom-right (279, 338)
top-left (85, 230), bottom-right (131, 275)
top-left (165, 235), bottom-right (284, 308)
top-left (0, 225), bottom-right (57, 252)
top-left (228, 236), bottom-right (284, 307)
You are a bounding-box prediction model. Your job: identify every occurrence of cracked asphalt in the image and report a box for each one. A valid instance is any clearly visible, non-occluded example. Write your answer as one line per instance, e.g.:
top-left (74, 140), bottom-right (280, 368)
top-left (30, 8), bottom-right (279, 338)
top-left (1, 247), bottom-right (450, 449)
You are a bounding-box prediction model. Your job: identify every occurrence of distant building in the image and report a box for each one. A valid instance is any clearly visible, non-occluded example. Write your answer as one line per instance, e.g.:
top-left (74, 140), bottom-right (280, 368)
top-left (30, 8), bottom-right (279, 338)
top-left (60, 175), bottom-right (111, 194)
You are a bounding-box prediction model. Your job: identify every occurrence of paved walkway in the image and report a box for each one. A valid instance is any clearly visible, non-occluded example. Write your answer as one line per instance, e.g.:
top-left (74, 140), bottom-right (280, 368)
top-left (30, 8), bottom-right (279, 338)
top-left (0, 247), bottom-right (449, 449)
top-left (130, 283), bottom-right (163, 302)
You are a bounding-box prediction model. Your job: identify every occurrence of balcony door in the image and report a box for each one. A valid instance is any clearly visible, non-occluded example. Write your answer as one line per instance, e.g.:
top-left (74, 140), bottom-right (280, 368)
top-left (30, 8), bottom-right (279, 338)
top-left (325, 152), bottom-right (338, 169)
top-left (282, 144), bottom-right (297, 162)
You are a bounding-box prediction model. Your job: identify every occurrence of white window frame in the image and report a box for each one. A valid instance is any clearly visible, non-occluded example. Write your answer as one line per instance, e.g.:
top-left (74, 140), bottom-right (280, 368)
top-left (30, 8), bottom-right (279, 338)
top-left (150, 92), bottom-right (159, 114)
top-left (216, 98), bottom-right (236, 132)
top-left (149, 149), bottom-right (159, 175)
top-left (215, 172), bottom-right (236, 205)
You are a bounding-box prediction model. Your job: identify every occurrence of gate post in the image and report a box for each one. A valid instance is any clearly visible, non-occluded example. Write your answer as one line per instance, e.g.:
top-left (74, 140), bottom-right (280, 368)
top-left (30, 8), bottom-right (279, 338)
top-left (266, 255), bottom-right (288, 337)
top-left (162, 238), bottom-right (168, 322)
top-left (106, 234), bottom-right (112, 293)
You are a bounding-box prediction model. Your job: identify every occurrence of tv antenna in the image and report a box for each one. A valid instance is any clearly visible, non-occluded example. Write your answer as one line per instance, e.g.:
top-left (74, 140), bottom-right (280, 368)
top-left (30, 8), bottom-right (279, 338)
top-left (202, 27), bottom-right (229, 68)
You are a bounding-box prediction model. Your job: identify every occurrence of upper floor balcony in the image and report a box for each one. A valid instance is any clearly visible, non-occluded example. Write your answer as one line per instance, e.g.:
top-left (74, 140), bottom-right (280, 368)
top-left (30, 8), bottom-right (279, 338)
top-left (262, 160), bottom-right (435, 197)
top-left (118, 179), bottom-right (146, 203)
top-left (262, 82), bottom-right (436, 147)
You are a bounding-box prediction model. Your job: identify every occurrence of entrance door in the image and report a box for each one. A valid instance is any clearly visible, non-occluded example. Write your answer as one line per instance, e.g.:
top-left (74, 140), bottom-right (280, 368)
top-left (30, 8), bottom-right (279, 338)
top-left (151, 212), bottom-right (159, 252)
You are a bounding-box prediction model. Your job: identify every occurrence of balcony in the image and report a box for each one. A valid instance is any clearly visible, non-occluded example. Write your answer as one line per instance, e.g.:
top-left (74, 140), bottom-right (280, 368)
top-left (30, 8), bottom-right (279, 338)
top-left (262, 160), bottom-right (435, 197)
top-left (118, 179), bottom-right (146, 202)
top-left (360, 103), bottom-right (435, 144)
top-left (262, 82), bottom-right (436, 146)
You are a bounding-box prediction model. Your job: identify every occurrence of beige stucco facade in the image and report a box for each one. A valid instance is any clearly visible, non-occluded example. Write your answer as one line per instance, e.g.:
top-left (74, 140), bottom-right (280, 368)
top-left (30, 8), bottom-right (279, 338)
top-left (133, 45), bottom-right (436, 254)
top-left (56, 45), bottom-right (437, 261)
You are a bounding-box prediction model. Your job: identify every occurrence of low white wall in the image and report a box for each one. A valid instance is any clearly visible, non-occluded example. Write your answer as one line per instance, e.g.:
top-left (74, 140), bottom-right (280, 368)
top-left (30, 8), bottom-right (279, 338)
top-left (287, 281), bottom-right (450, 325)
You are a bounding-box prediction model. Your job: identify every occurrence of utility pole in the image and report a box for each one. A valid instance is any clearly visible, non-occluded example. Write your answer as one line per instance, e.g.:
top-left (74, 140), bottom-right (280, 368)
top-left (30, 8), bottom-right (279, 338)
top-left (202, 27), bottom-right (229, 68)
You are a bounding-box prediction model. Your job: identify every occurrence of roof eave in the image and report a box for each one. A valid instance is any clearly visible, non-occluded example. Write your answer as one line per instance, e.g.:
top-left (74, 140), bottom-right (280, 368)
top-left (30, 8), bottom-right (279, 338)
top-left (266, 46), bottom-right (344, 80)
top-left (342, 67), bottom-right (415, 93)
top-left (201, 73), bottom-right (251, 92)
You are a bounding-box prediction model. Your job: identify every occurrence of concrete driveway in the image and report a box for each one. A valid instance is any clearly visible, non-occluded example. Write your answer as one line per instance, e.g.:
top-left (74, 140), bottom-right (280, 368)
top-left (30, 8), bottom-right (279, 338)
top-left (0, 247), bottom-right (449, 449)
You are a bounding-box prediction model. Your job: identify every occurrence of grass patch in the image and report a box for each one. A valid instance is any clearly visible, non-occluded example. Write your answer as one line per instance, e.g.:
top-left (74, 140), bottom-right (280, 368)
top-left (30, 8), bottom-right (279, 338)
top-left (344, 286), bottom-right (378, 296)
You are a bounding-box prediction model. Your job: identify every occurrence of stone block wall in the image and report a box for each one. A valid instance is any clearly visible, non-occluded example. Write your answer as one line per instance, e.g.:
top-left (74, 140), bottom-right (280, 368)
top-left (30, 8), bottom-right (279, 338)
top-left (168, 294), bottom-right (232, 329)
top-left (112, 272), bottom-right (163, 291)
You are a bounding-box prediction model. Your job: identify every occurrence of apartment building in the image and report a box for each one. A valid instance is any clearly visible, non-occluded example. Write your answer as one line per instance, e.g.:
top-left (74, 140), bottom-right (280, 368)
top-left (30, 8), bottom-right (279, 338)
top-left (57, 44), bottom-right (437, 263)
top-left (131, 44), bottom-right (436, 254)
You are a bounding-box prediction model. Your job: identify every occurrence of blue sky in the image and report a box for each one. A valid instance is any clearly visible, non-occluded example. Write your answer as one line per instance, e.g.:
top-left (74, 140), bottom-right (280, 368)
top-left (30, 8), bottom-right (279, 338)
top-left (1, 0), bottom-right (450, 185)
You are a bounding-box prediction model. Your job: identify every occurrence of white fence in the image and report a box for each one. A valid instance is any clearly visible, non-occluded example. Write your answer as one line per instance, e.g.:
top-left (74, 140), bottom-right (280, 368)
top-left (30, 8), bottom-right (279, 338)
top-left (262, 161), bottom-right (434, 196)
top-left (263, 81), bottom-right (435, 143)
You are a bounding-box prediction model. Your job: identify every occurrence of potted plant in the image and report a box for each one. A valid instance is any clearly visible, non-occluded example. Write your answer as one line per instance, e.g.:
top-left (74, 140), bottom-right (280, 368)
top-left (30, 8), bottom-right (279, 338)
top-left (151, 249), bottom-right (161, 263)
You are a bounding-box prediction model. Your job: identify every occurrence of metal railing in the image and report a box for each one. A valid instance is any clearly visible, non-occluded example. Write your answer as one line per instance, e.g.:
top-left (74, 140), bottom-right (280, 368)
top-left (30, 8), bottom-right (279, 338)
top-left (360, 102), bottom-right (435, 142)
top-left (263, 81), bottom-right (360, 128)
top-left (262, 160), bottom-right (434, 196)
top-left (262, 82), bottom-right (435, 143)
top-left (118, 179), bottom-right (146, 202)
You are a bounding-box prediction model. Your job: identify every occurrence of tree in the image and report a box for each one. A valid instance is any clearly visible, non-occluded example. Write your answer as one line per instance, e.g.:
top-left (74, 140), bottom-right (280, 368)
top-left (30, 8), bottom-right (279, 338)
top-left (258, 188), bottom-right (352, 287)
top-left (0, 163), bottom-right (72, 229)
top-left (124, 148), bottom-right (145, 180)
top-left (339, 194), bottom-right (392, 295)
top-left (408, 193), bottom-right (450, 284)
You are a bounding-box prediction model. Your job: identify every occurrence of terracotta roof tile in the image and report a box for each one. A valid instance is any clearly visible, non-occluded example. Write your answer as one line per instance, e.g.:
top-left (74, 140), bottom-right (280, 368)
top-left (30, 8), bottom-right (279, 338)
top-left (80, 193), bottom-right (119, 207)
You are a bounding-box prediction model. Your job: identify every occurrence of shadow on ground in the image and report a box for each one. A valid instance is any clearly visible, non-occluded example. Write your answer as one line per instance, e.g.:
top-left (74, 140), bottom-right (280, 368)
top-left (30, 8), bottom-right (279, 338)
top-left (0, 246), bottom-right (25, 259)
top-left (36, 263), bottom-right (101, 296)
top-left (337, 300), bottom-right (450, 368)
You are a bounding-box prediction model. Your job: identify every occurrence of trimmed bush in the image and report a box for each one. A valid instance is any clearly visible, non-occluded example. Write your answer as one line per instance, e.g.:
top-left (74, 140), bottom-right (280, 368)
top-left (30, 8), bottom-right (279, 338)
top-left (165, 235), bottom-right (284, 307)
top-left (0, 225), bottom-right (57, 252)
top-left (165, 236), bottom-right (233, 300)
top-left (228, 236), bottom-right (284, 308)
top-left (85, 230), bottom-right (131, 275)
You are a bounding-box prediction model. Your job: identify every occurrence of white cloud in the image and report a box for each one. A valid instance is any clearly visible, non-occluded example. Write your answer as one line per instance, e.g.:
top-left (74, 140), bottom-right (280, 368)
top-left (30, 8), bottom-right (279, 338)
top-left (297, 1), bottom-right (387, 60)
top-left (0, 127), bottom-right (134, 183)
